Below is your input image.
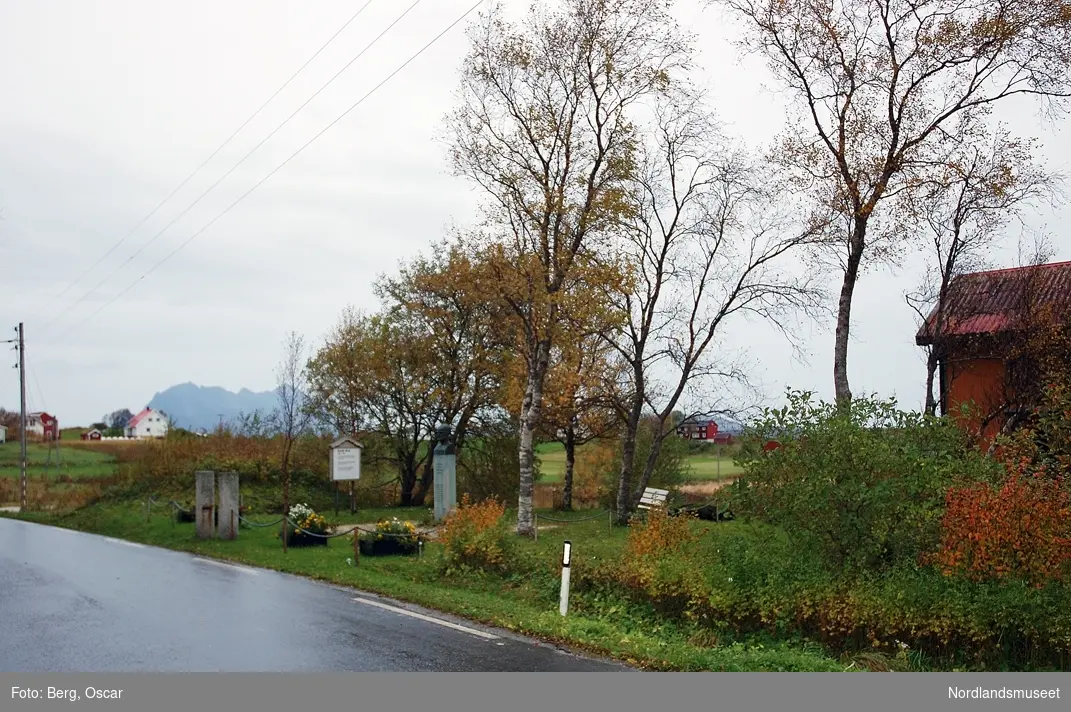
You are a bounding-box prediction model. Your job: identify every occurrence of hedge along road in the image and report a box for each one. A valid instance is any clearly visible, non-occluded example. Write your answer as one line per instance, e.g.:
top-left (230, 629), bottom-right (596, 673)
top-left (0, 518), bottom-right (630, 672)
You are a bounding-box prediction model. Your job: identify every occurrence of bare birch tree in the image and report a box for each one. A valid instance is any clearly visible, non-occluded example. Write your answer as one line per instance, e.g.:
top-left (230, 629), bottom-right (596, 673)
top-left (709, 0), bottom-right (1071, 404)
top-left (446, 0), bottom-right (692, 536)
top-left (907, 126), bottom-right (1061, 415)
top-left (606, 95), bottom-right (829, 523)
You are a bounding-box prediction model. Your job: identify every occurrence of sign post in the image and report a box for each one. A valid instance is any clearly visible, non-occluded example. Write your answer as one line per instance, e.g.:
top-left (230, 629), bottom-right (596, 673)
top-left (330, 436), bottom-right (362, 518)
top-left (432, 423), bottom-right (457, 522)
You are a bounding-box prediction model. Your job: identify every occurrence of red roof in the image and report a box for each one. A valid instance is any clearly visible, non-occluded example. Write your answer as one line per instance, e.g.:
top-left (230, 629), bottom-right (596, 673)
top-left (916, 261), bottom-right (1071, 346)
top-left (126, 408), bottom-right (154, 428)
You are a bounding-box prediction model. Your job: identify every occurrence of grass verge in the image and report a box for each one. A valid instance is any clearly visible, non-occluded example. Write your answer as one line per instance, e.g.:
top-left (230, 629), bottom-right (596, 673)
top-left (3, 502), bottom-right (849, 672)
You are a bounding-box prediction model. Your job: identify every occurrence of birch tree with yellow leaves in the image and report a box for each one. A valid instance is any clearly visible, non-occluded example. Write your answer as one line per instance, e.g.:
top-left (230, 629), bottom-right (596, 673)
top-left (446, 0), bottom-right (693, 535)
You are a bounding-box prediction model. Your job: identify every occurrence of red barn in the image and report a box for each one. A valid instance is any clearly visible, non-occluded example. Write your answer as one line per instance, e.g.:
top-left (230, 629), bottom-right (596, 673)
top-left (81, 429), bottom-right (103, 441)
top-left (916, 260), bottom-right (1071, 450)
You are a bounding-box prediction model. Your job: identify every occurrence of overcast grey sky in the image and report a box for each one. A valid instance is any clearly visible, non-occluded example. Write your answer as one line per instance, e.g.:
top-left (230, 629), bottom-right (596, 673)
top-left (1, 0), bottom-right (1068, 428)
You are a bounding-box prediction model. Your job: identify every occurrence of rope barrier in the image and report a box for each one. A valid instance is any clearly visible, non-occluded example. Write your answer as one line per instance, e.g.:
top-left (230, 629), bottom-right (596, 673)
top-left (138, 495), bottom-right (456, 542)
top-left (535, 509), bottom-right (612, 523)
top-left (237, 514), bottom-right (286, 528)
top-left (146, 497), bottom-right (192, 515)
top-left (146, 484), bottom-right (734, 539)
top-left (282, 518), bottom-right (355, 539)
top-left (344, 520), bottom-right (441, 535)
top-left (533, 490), bottom-right (737, 525)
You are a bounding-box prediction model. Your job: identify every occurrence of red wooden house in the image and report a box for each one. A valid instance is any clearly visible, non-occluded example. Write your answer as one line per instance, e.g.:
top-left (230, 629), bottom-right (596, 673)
top-left (915, 260), bottom-right (1071, 449)
top-left (676, 418), bottom-right (719, 441)
top-left (26, 411), bottom-right (59, 441)
top-left (676, 417), bottom-right (739, 444)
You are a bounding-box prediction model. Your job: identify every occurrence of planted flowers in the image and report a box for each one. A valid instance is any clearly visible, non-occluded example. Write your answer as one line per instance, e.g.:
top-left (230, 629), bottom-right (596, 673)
top-left (283, 503), bottom-right (330, 547)
top-left (356, 517), bottom-right (419, 556)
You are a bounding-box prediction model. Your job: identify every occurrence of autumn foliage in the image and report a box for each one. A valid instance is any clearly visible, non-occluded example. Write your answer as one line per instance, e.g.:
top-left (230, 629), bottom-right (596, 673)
top-left (933, 476), bottom-right (1071, 586)
top-left (616, 508), bottom-right (709, 614)
top-left (437, 494), bottom-right (513, 574)
top-left (571, 441), bottom-right (616, 504)
top-left (934, 377), bottom-right (1071, 586)
top-left (933, 311), bottom-right (1071, 587)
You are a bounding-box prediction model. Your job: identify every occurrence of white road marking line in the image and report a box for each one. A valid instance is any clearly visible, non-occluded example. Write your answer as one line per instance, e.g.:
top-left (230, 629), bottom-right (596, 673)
top-left (352, 597), bottom-right (500, 640)
top-left (105, 537), bottom-right (145, 548)
top-left (193, 557), bottom-right (259, 575)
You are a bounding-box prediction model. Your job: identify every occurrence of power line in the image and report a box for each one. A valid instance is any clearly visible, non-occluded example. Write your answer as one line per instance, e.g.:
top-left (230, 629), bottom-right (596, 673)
top-left (42, 0), bottom-right (417, 334)
top-left (45, 1), bottom-right (379, 308)
top-left (41, 0), bottom-right (426, 336)
top-left (28, 365), bottom-right (47, 415)
top-left (24, 372), bottom-right (35, 415)
top-left (56, 0), bottom-right (485, 342)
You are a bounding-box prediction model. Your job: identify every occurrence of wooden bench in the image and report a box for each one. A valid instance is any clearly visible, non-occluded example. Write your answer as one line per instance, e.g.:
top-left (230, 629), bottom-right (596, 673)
top-left (636, 487), bottom-right (670, 513)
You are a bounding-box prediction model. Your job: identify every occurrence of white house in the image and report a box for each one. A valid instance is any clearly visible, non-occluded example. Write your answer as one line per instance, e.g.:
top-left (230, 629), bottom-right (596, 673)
top-left (25, 412), bottom-right (59, 441)
top-left (0, 424), bottom-right (6, 444)
top-left (124, 407), bottom-right (169, 439)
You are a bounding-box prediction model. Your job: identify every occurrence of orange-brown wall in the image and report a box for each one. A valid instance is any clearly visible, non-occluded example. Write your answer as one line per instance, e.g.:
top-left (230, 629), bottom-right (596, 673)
top-left (945, 358), bottom-right (1006, 449)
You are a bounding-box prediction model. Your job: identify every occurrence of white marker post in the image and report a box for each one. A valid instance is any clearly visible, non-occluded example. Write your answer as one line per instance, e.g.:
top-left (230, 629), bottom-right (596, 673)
top-left (559, 540), bottom-right (572, 616)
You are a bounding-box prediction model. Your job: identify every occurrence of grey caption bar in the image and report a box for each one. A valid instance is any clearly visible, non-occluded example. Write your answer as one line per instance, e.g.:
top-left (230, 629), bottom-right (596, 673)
top-left (3, 672), bottom-right (1069, 712)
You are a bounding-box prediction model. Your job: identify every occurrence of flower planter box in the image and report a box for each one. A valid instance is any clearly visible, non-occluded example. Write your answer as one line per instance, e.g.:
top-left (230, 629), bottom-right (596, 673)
top-left (359, 538), bottom-right (418, 557)
top-left (283, 530), bottom-right (328, 547)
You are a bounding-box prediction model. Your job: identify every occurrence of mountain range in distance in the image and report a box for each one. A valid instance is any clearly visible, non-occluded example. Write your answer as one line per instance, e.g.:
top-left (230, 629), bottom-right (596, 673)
top-left (147, 383), bottom-right (750, 435)
top-left (148, 382), bottom-right (277, 433)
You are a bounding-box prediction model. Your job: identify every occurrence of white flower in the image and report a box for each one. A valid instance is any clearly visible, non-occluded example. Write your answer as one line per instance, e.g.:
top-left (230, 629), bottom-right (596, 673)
top-left (289, 503), bottom-right (316, 520)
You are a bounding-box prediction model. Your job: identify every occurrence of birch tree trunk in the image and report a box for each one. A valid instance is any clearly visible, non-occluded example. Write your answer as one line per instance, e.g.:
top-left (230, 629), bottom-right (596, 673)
top-left (517, 339), bottom-right (551, 536)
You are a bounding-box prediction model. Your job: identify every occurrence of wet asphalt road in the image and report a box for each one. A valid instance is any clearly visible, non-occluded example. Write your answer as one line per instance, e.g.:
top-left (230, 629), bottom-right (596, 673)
top-left (0, 518), bottom-right (630, 672)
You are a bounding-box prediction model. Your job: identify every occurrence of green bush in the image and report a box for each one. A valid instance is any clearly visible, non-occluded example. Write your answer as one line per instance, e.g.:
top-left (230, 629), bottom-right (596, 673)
top-left (733, 391), bottom-right (1001, 573)
top-left (586, 518), bottom-right (1071, 669)
top-left (705, 537), bottom-right (1071, 670)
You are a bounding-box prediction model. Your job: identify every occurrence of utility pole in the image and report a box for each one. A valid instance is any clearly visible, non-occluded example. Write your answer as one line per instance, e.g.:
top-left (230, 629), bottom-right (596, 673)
top-left (17, 323), bottom-right (27, 510)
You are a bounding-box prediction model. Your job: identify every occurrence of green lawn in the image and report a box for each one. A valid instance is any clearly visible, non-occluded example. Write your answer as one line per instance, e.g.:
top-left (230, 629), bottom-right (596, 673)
top-left (3, 501), bottom-right (846, 672)
top-left (535, 441), bottom-right (744, 482)
top-left (687, 454), bottom-right (745, 478)
top-left (0, 441), bottom-right (117, 479)
top-left (534, 442), bottom-right (568, 481)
